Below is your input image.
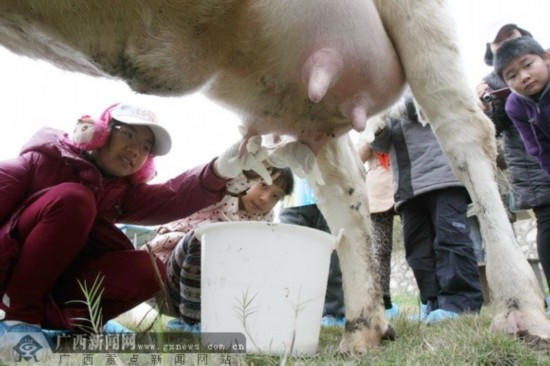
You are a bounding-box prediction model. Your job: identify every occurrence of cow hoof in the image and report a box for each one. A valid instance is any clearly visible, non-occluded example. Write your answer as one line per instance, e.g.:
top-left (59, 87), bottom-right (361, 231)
top-left (382, 324), bottom-right (396, 341)
top-left (520, 333), bottom-right (550, 351)
top-left (338, 319), bottom-right (395, 355)
top-left (491, 307), bottom-right (550, 349)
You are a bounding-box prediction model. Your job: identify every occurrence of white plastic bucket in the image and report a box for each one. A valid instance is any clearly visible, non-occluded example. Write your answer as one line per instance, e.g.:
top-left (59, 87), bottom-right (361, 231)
top-left (196, 221), bottom-right (338, 356)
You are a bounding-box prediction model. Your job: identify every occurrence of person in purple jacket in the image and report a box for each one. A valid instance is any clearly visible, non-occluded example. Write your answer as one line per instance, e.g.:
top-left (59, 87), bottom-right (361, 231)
top-left (494, 36), bottom-right (550, 176)
top-left (0, 103), bottom-right (270, 361)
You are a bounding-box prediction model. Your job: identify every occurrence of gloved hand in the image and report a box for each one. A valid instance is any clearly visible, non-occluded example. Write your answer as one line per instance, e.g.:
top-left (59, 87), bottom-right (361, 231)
top-left (214, 135), bottom-right (273, 184)
top-left (364, 114), bottom-right (387, 142)
top-left (266, 141), bottom-right (325, 185)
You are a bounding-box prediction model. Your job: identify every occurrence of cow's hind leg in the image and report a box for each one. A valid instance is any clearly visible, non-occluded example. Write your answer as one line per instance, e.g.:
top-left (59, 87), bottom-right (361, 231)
top-left (312, 135), bottom-right (395, 354)
top-left (375, 0), bottom-right (550, 342)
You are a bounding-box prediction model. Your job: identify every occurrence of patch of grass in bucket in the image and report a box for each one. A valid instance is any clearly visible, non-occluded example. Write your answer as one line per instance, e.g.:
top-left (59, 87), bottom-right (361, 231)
top-left (233, 288), bottom-right (262, 353)
top-left (232, 287), bottom-right (318, 358)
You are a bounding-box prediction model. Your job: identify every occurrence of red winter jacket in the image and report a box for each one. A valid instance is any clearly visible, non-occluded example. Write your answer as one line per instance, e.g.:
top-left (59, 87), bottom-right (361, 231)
top-left (0, 128), bottom-right (228, 289)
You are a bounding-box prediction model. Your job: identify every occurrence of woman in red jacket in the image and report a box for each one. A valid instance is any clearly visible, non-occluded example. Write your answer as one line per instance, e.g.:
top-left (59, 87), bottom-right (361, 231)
top-left (0, 103), bottom-right (270, 361)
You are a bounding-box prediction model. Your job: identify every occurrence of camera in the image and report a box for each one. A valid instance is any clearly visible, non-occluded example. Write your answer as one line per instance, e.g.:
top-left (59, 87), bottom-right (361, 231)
top-left (480, 87), bottom-right (511, 103)
top-left (481, 93), bottom-right (494, 102)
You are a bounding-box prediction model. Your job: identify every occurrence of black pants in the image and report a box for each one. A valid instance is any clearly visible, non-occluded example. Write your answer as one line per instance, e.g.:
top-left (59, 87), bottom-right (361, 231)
top-left (279, 204), bottom-right (345, 317)
top-left (533, 204), bottom-right (550, 290)
top-left (400, 187), bottom-right (483, 314)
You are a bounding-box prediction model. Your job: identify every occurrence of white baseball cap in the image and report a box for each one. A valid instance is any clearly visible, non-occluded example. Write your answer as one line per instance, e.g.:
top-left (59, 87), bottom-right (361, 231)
top-left (109, 104), bottom-right (172, 156)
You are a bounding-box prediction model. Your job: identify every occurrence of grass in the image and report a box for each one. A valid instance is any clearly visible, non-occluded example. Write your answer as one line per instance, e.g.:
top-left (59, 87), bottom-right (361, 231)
top-left (67, 273), bottom-right (105, 335)
top-left (121, 260), bottom-right (550, 365)
top-left (240, 304), bottom-right (550, 366)
top-left (113, 288), bottom-right (550, 365)
top-left (127, 236), bottom-right (550, 365)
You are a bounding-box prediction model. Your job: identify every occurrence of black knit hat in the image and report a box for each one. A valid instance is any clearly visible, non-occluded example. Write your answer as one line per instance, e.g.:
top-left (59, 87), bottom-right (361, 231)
top-left (484, 24), bottom-right (533, 66)
top-left (494, 36), bottom-right (546, 80)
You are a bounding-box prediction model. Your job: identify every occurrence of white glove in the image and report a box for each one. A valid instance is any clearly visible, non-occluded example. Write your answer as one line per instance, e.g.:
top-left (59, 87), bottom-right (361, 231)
top-left (267, 141), bottom-right (325, 185)
top-left (364, 114), bottom-right (387, 142)
top-left (214, 135), bottom-right (273, 184)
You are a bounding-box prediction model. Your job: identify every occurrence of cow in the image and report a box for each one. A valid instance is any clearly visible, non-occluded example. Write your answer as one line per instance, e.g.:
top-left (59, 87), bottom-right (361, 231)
top-left (0, 0), bottom-right (549, 355)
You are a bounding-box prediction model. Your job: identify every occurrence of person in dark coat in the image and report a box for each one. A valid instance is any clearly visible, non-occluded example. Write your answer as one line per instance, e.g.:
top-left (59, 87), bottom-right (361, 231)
top-left (371, 94), bottom-right (484, 323)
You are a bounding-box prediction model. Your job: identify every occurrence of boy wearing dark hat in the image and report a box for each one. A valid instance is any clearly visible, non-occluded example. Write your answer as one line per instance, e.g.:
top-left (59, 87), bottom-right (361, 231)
top-left (477, 26), bottom-right (550, 316)
top-left (495, 36), bottom-right (550, 176)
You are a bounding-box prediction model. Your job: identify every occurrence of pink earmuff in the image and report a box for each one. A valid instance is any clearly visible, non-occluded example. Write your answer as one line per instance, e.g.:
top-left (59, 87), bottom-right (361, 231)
top-left (70, 104), bottom-right (158, 184)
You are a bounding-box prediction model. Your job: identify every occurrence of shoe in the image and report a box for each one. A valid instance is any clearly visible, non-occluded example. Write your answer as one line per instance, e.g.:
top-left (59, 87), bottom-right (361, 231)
top-left (166, 319), bottom-right (201, 334)
top-left (408, 303), bottom-right (428, 321)
top-left (424, 309), bottom-right (459, 324)
top-left (0, 321), bottom-right (53, 362)
top-left (103, 320), bottom-right (134, 334)
top-left (321, 315), bottom-right (346, 328)
top-left (385, 304), bottom-right (399, 319)
top-left (42, 328), bottom-right (75, 341)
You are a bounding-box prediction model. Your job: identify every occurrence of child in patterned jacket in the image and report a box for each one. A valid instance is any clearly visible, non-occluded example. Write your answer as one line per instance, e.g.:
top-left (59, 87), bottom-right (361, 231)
top-left (145, 168), bottom-right (294, 331)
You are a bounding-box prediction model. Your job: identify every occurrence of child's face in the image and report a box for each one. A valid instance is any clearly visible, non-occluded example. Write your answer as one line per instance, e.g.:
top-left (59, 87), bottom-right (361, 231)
top-left (94, 124), bottom-right (154, 177)
top-left (502, 53), bottom-right (550, 97)
top-left (240, 180), bottom-right (286, 215)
